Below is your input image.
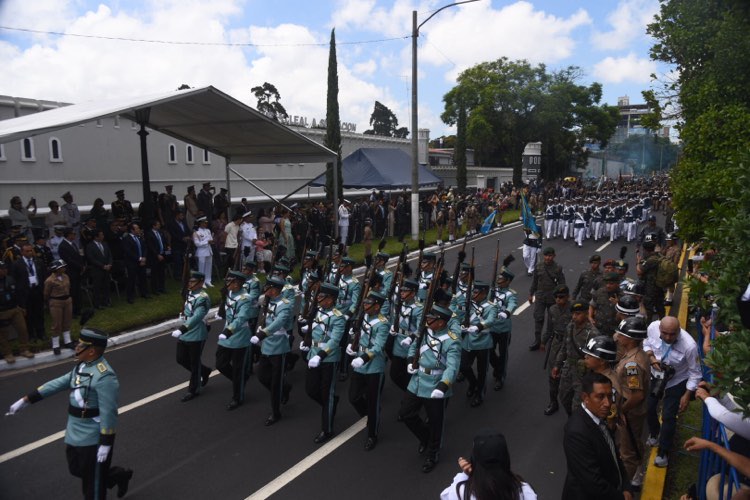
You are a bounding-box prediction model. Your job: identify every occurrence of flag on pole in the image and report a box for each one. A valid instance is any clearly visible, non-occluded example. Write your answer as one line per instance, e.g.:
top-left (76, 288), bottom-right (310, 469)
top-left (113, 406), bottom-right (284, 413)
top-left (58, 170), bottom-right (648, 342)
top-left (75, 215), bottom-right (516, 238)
top-left (520, 193), bottom-right (541, 235)
top-left (480, 210), bottom-right (497, 235)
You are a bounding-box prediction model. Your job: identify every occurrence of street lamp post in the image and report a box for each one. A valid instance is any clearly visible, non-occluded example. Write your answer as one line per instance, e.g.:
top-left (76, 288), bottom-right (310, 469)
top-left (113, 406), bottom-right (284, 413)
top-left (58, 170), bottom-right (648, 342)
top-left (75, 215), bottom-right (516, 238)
top-left (410, 0), bottom-right (479, 240)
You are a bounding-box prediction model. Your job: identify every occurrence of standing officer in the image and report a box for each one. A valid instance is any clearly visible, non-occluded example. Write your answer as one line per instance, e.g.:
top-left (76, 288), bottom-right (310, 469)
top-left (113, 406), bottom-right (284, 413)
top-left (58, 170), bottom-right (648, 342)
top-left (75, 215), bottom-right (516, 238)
top-left (0, 260), bottom-right (35, 364)
top-left (111, 190), bottom-right (134, 222)
top-left (572, 254), bottom-right (601, 303)
top-left (589, 272), bottom-right (622, 337)
top-left (346, 290), bottom-right (389, 451)
top-left (171, 271), bottom-right (212, 402)
top-left (216, 270), bottom-right (252, 410)
top-left (528, 247), bottom-right (566, 351)
top-left (490, 269), bottom-right (517, 390)
top-left (7, 328), bottom-right (134, 499)
top-left (43, 259), bottom-right (75, 354)
top-left (251, 276), bottom-right (293, 426)
top-left (554, 301), bottom-right (599, 416)
top-left (541, 285), bottom-right (572, 416)
top-left (398, 305), bottom-right (461, 473)
top-left (460, 281), bottom-right (497, 407)
top-left (613, 317), bottom-right (651, 489)
top-left (636, 237), bottom-right (666, 321)
top-left (389, 279), bottom-right (423, 392)
top-left (302, 282), bottom-right (346, 443)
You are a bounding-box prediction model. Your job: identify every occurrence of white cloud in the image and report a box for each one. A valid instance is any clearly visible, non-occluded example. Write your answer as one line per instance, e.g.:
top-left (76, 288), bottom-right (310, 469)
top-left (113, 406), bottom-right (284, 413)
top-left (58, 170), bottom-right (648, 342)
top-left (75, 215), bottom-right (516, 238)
top-left (591, 0), bottom-right (659, 51)
top-left (353, 59), bottom-right (377, 76)
top-left (592, 53), bottom-right (656, 84)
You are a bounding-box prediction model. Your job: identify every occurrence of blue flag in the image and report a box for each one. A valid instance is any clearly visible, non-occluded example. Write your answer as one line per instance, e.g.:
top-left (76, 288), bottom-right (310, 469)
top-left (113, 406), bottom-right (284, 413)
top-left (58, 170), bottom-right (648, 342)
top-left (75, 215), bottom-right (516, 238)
top-left (520, 194), bottom-right (541, 234)
top-left (480, 210), bottom-right (497, 235)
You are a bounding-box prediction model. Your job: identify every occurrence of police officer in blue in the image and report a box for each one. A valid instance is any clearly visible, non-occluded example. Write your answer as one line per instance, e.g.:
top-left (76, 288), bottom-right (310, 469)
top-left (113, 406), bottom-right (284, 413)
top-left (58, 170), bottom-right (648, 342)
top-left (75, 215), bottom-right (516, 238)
top-left (171, 271), bottom-right (212, 402)
top-left (301, 282), bottom-right (346, 443)
top-left (7, 328), bottom-right (134, 499)
top-left (216, 270), bottom-right (253, 410)
top-left (491, 269), bottom-right (518, 390)
top-left (389, 278), bottom-right (423, 392)
top-left (251, 275), bottom-right (293, 426)
top-left (460, 281), bottom-right (498, 407)
top-left (398, 304), bottom-right (461, 473)
top-left (346, 290), bottom-right (390, 451)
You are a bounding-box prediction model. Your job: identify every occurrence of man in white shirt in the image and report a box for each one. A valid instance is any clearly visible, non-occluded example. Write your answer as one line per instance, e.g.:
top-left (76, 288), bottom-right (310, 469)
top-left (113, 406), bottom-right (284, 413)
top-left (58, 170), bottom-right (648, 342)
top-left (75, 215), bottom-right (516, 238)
top-left (223, 213), bottom-right (242, 272)
top-left (338, 200), bottom-right (350, 247)
top-left (643, 316), bottom-right (702, 467)
top-left (239, 211), bottom-right (258, 265)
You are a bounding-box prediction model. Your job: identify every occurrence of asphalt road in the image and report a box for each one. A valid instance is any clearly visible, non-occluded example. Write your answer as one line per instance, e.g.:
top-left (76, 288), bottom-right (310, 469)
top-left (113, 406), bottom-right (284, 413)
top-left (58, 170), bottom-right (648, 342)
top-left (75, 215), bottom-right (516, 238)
top-left (0, 218), bottom-right (653, 500)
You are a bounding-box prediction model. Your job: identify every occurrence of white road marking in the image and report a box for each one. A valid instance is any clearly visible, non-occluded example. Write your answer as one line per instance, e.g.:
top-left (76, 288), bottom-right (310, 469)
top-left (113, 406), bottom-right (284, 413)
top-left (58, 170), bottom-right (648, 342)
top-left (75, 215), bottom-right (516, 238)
top-left (0, 371), bottom-right (221, 464)
top-left (514, 301), bottom-right (531, 316)
top-left (596, 241), bottom-right (612, 252)
top-left (245, 417), bottom-right (367, 500)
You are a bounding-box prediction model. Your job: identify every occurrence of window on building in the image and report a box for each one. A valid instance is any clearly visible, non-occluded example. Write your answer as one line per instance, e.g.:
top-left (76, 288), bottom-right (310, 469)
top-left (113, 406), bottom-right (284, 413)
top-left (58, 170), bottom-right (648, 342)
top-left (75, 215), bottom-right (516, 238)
top-left (0, 143), bottom-right (5, 161)
top-left (96, 119), bottom-right (103, 128)
top-left (131, 120), bottom-right (137, 130)
top-left (21, 138), bottom-right (35, 161)
top-left (202, 149), bottom-right (211, 165)
top-left (186, 145), bottom-right (194, 164)
top-left (114, 115), bottom-right (120, 128)
top-left (168, 143), bottom-right (177, 164)
top-left (49, 137), bottom-right (63, 162)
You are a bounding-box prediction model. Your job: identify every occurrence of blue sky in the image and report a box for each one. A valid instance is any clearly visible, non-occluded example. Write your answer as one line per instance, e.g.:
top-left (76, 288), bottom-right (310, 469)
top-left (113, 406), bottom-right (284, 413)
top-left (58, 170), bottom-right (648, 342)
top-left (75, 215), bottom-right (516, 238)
top-left (0, 0), bottom-right (669, 138)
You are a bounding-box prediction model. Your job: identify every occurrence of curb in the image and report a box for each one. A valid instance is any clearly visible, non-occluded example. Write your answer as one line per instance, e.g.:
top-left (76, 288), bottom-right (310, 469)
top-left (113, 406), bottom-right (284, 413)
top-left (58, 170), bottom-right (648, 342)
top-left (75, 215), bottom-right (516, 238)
top-left (0, 220), bottom-right (526, 374)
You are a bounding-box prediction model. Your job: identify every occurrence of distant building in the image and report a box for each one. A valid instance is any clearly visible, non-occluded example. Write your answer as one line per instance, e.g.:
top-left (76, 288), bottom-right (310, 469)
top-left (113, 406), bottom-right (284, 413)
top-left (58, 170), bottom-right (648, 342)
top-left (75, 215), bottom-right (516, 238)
top-left (612, 95), bottom-right (670, 144)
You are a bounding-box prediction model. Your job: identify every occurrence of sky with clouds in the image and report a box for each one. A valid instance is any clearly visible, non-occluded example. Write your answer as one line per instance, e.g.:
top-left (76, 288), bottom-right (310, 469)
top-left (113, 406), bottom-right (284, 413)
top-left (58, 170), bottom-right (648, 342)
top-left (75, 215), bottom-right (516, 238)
top-left (0, 0), bottom-right (668, 138)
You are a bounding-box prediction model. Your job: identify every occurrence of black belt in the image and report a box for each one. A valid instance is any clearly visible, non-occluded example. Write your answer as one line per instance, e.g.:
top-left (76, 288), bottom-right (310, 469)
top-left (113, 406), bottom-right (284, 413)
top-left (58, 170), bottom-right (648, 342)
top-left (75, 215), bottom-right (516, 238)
top-left (68, 405), bottom-right (99, 418)
top-left (50, 295), bottom-right (70, 300)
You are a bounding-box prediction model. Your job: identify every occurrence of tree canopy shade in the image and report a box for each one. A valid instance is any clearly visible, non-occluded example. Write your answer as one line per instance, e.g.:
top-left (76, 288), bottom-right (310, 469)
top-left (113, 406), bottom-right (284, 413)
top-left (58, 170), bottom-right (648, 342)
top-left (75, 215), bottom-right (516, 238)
top-left (364, 101), bottom-right (409, 138)
top-left (441, 58), bottom-right (619, 184)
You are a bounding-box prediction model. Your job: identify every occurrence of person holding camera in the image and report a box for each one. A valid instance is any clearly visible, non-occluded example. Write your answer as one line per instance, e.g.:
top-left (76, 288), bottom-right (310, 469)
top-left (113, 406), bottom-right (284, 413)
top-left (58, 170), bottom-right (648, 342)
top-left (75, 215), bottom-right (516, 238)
top-left (643, 316), bottom-right (702, 467)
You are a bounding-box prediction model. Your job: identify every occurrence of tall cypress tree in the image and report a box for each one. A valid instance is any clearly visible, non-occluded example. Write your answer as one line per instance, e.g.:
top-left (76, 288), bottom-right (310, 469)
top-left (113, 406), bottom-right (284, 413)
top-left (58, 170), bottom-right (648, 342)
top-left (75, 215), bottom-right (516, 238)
top-left (455, 97), bottom-right (467, 192)
top-left (324, 28), bottom-right (343, 203)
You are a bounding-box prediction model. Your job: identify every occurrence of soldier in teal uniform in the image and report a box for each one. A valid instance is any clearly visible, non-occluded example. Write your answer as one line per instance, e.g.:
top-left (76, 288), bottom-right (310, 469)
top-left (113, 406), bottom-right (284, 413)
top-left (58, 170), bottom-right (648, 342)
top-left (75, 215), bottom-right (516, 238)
top-left (171, 271), bottom-right (213, 402)
top-left (398, 305), bottom-right (461, 473)
top-left (301, 283), bottom-right (346, 443)
top-left (346, 290), bottom-right (389, 451)
top-left (336, 257), bottom-right (361, 380)
top-left (460, 281), bottom-right (498, 407)
top-left (7, 328), bottom-right (134, 500)
top-left (417, 252), bottom-right (436, 302)
top-left (388, 279), bottom-right (423, 392)
top-left (490, 269), bottom-right (518, 390)
top-left (373, 251), bottom-right (393, 298)
top-left (251, 276), bottom-right (293, 426)
top-left (271, 263), bottom-right (297, 302)
top-left (242, 261), bottom-right (262, 375)
top-left (216, 270), bottom-right (253, 410)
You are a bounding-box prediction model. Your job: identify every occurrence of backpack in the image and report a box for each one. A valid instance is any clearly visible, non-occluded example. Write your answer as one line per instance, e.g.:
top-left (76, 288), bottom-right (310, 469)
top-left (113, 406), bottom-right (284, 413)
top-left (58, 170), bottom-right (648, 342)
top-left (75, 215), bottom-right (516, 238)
top-left (655, 256), bottom-right (678, 288)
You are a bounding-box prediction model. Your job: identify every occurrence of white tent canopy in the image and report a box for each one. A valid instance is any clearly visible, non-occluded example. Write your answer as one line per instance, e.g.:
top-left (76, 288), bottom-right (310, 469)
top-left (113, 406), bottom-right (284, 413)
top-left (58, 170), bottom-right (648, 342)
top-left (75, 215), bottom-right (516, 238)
top-left (0, 85), bottom-right (336, 164)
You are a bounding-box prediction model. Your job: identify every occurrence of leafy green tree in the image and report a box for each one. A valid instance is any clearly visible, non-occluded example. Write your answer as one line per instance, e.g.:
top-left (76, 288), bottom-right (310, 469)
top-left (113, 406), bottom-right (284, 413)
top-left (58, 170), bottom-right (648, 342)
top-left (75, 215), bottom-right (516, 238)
top-left (364, 101), bottom-right (409, 138)
top-left (455, 100), bottom-right (467, 192)
top-left (324, 29), bottom-right (343, 203)
top-left (251, 82), bottom-right (289, 122)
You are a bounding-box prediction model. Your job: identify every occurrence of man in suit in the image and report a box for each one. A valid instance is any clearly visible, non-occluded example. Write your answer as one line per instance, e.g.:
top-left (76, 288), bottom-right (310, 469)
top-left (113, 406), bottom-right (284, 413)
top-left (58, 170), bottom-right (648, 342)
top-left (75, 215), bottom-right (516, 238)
top-left (13, 242), bottom-right (47, 340)
top-left (57, 229), bottom-right (85, 317)
top-left (122, 223), bottom-right (149, 304)
top-left (145, 220), bottom-right (169, 295)
top-left (85, 230), bottom-right (113, 308)
top-left (562, 371), bottom-right (633, 500)
top-left (197, 182), bottom-right (214, 223)
top-left (167, 210), bottom-right (192, 281)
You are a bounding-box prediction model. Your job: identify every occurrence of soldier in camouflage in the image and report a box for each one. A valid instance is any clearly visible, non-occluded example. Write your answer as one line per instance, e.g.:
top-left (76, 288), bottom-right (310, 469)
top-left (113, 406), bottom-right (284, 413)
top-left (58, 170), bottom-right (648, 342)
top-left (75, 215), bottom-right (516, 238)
top-left (541, 284), bottom-right (572, 416)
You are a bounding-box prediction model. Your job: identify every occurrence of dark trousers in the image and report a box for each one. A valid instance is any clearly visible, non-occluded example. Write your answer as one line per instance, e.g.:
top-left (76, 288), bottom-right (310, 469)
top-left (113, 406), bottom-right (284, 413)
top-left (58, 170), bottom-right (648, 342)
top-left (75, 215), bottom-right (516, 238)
top-left (176, 339), bottom-right (211, 395)
top-left (149, 260), bottom-right (166, 294)
top-left (305, 362), bottom-right (338, 433)
top-left (648, 378), bottom-right (687, 453)
top-left (258, 353), bottom-right (290, 418)
top-left (349, 371), bottom-right (385, 438)
top-left (533, 298), bottom-right (554, 343)
top-left (24, 285), bottom-right (45, 340)
top-left (389, 356), bottom-right (410, 392)
top-left (124, 263), bottom-right (148, 301)
top-left (89, 268), bottom-right (111, 307)
top-left (171, 249), bottom-right (185, 281)
top-left (68, 269), bottom-right (83, 316)
top-left (215, 345), bottom-right (249, 403)
top-left (398, 391), bottom-right (447, 457)
top-left (460, 348), bottom-right (490, 398)
top-left (66, 444), bottom-right (129, 500)
top-left (489, 332), bottom-right (510, 383)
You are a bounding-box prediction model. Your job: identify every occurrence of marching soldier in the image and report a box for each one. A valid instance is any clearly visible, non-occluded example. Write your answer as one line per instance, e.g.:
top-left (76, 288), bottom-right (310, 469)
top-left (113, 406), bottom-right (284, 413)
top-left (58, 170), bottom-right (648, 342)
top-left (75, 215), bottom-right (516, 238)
top-left (460, 281), bottom-right (498, 407)
top-left (251, 276), bottom-right (293, 426)
top-left (171, 271), bottom-right (212, 402)
top-left (589, 272), bottom-right (622, 337)
top-left (490, 269), bottom-right (517, 390)
top-left (216, 270), bottom-right (253, 410)
top-left (398, 305), bottom-right (461, 473)
top-left (528, 247), bottom-right (566, 351)
top-left (336, 257), bottom-right (361, 381)
top-left (572, 254), bottom-right (601, 303)
top-left (346, 290), bottom-right (389, 451)
top-left (7, 328), bottom-right (134, 500)
top-left (417, 252), bottom-right (437, 302)
top-left (553, 301), bottom-right (599, 416)
top-left (541, 285), bottom-right (572, 416)
top-left (242, 261), bottom-right (262, 375)
top-left (301, 283), bottom-right (346, 444)
top-left (373, 252), bottom-right (393, 315)
top-left (389, 279), bottom-right (423, 392)
top-left (111, 190), bottom-right (134, 222)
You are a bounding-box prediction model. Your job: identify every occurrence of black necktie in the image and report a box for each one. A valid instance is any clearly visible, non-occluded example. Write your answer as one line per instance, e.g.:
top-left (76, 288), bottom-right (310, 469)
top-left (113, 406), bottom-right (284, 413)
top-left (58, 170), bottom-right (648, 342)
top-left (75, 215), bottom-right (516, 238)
top-left (27, 258), bottom-right (35, 277)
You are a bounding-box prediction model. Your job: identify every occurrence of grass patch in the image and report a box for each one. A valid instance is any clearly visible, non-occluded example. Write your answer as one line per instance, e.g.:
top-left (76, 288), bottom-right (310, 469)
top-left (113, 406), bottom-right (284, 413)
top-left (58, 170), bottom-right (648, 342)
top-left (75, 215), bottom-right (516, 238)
top-left (663, 399), bottom-right (703, 499)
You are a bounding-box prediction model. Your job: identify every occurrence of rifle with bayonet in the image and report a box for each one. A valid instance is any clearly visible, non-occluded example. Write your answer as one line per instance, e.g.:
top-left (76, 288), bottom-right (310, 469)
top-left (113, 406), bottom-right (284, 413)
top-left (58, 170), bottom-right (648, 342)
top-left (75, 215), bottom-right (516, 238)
top-left (350, 239), bottom-right (386, 351)
top-left (450, 235), bottom-right (468, 295)
top-left (490, 239), bottom-right (501, 298)
top-left (462, 247), bottom-right (476, 329)
top-left (257, 235), bottom-right (280, 330)
top-left (411, 250), bottom-right (445, 369)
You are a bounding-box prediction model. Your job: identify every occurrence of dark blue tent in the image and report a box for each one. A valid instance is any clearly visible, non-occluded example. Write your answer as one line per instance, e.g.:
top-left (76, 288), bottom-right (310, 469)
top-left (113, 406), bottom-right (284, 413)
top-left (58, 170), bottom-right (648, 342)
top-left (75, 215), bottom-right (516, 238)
top-left (309, 148), bottom-right (442, 189)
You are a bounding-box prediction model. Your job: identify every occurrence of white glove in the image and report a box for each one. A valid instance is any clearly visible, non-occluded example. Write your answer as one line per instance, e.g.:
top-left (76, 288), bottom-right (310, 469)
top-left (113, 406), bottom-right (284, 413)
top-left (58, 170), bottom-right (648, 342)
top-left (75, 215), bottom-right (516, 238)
top-left (171, 329), bottom-right (182, 338)
top-left (308, 355), bottom-right (321, 368)
top-left (498, 311), bottom-right (509, 319)
top-left (299, 340), bottom-right (311, 352)
top-left (348, 328), bottom-right (355, 337)
top-left (742, 282), bottom-right (750, 301)
top-left (250, 336), bottom-right (260, 345)
top-left (300, 325), bottom-right (310, 334)
top-left (400, 336), bottom-right (413, 347)
top-left (407, 364), bottom-right (418, 375)
top-left (218, 333), bottom-right (227, 340)
top-left (419, 282), bottom-right (428, 290)
top-left (463, 325), bottom-right (479, 333)
top-left (7, 398), bottom-right (29, 415)
top-left (257, 326), bottom-right (267, 335)
top-left (257, 295), bottom-right (267, 307)
top-left (351, 357), bottom-right (365, 369)
top-left (389, 327), bottom-right (398, 336)
top-left (345, 344), bottom-right (356, 356)
top-left (215, 314), bottom-right (224, 321)
top-left (430, 389), bottom-right (445, 399)
top-left (96, 445), bottom-right (111, 463)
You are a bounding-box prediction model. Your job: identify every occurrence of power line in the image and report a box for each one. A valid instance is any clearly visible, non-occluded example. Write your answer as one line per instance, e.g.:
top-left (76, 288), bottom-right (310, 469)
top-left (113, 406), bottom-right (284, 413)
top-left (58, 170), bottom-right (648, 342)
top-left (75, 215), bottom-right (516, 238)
top-left (0, 25), bottom-right (408, 47)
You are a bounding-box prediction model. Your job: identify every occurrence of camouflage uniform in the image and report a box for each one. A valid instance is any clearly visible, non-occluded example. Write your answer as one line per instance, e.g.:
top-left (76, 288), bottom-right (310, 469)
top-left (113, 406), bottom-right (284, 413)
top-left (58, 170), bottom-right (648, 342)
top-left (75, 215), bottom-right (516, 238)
top-left (589, 287), bottom-right (621, 337)
top-left (554, 321), bottom-right (599, 415)
top-left (542, 302), bottom-right (571, 409)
